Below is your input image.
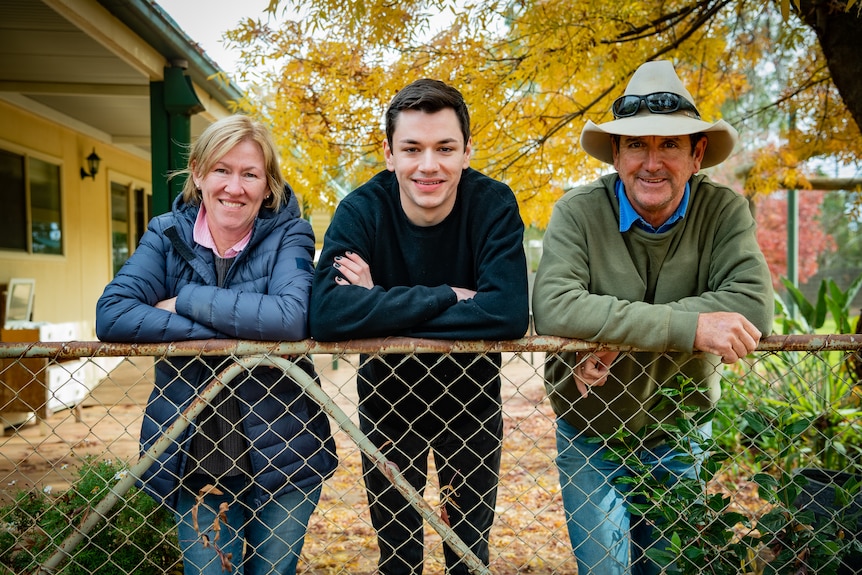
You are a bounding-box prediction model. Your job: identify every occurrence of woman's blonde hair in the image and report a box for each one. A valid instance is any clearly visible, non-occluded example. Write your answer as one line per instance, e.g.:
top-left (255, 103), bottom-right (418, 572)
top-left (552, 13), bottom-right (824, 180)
top-left (176, 115), bottom-right (286, 211)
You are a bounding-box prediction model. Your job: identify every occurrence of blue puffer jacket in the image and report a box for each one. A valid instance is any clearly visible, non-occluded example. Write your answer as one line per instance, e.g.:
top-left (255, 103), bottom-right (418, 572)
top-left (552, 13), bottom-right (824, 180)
top-left (96, 188), bottom-right (336, 509)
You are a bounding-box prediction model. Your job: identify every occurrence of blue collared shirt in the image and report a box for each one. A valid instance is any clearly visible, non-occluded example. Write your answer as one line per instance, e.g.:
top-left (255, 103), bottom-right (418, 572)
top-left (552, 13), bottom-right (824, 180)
top-left (615, 178), bottom-right (690, 233)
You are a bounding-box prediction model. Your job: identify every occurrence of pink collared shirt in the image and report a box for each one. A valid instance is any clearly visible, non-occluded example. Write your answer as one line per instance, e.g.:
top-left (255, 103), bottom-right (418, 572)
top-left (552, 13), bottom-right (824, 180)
top-left (193, 204), bottom-right (252, 258)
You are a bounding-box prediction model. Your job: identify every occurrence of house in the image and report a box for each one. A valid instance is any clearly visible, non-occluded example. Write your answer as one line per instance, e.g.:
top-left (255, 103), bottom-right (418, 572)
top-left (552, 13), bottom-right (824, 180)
top-left (0, 0), bottom-right (244, 415)
top-left (0, 0), bottom-right (243, 334)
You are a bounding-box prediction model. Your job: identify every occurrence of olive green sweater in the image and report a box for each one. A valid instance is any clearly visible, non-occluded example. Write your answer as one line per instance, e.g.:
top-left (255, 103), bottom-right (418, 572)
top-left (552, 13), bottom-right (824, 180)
top-left (532, 173), bottom-right (773, 443)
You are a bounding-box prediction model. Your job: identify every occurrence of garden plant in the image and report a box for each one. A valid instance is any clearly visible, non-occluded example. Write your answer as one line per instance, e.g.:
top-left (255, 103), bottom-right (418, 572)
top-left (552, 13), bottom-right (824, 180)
top-left (0, 457), bottom-right (180, 575)
top-left (622, 274), bottom-right (862, 574)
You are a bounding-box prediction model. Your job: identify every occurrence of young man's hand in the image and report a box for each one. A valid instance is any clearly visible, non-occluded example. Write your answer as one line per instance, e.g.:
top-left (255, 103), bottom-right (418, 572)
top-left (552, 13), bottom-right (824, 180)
top-left (451, 287), bottom-right (477, 301)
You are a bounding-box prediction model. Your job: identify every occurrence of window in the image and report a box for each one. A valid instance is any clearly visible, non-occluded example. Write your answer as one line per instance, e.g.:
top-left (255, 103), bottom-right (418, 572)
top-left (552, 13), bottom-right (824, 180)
top-left (111, 180), bottom-right (151, 276)
top-left (0, 148), bottom-right (62, 254)
top-left (30, 157), bottom-right (62, 254)
top-left (111, 182), bottom-right (130, 275)
top-left (0, 150), bottom-right (27, 251)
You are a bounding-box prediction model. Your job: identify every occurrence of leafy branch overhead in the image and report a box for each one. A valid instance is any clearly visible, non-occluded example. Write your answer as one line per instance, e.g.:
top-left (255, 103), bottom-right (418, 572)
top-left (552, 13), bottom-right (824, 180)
top-left (226, 0), bottom-right (862, 226)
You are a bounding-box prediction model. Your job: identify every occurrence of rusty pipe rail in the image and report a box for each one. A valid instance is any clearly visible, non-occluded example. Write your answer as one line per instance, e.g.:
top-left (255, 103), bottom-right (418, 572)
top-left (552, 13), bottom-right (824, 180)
top-left (2, 334), bottom-right (862, 360)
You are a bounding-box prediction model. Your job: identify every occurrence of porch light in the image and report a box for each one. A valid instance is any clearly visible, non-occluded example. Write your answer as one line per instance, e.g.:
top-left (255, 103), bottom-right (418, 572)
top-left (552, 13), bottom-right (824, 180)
top-left (80, 148), bottom-right (101, 180)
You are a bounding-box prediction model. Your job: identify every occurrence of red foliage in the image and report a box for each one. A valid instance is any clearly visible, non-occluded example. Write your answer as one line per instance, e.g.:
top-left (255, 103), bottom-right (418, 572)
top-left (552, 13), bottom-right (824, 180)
top-left (755, 190), bottom-right (837, 289)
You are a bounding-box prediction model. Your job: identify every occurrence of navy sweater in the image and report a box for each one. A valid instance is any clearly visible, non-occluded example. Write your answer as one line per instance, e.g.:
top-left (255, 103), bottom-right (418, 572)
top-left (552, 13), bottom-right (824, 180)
top-left (310, 168), bottom-right (529, 432)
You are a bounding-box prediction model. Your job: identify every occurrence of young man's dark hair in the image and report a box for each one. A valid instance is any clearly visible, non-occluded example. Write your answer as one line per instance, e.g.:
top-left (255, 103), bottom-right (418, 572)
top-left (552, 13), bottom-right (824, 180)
top-left (385, 78), bottom-right (471, 149)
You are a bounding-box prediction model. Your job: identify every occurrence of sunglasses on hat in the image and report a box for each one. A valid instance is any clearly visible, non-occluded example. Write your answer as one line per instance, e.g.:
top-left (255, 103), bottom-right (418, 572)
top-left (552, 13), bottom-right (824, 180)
top-left (612, 92), bottom-right (701, 119)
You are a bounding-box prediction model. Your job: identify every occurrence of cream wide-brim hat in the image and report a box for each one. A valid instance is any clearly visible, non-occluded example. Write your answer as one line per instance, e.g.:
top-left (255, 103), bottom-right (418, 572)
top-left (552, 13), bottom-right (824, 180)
top-left (580, 60), bottom-right (739, 169)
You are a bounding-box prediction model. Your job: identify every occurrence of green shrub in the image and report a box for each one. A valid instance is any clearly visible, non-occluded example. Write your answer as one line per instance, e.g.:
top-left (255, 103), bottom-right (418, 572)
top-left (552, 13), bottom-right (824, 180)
top-left (744, 273), bottom-right (862, 474)
top-left (609, 380), bottom-right (854, 574)
top-left (0, 457), bottom-right (180, 574)
top-left (713, 366), bottom-right (769, 473)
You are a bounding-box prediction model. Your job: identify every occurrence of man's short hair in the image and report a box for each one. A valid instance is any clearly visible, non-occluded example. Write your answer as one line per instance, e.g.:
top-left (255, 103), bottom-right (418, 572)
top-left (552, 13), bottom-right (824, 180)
top-left (385, 79), bottom-right (471, 148)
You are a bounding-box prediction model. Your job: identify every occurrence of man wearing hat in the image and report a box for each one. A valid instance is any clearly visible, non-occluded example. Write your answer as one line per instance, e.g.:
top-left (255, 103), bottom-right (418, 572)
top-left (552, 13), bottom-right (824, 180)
top-left (532, 60), bottom-right (773, 574)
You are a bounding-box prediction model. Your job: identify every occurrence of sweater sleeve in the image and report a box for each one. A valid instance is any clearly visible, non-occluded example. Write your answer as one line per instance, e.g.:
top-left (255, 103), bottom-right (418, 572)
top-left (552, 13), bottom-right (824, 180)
top-left (309, 183), bottom-right (529, 342)
top-left (309, 198), bottom-right (459, 341)
top-left (404, 196), bottom-right (529, 340)
top-left (664, 192), bottom-right (774, 335)
top-left (96, 218), bottom-right (222, 343)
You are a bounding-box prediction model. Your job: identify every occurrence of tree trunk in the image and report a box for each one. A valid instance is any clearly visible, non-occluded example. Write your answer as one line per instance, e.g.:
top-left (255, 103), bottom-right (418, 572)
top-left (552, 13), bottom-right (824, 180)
top-left (795, 0), bottom-right (862, 133)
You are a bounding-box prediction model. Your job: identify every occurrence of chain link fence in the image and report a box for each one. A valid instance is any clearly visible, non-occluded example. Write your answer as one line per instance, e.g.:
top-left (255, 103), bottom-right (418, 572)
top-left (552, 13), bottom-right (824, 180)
top-left (0, 335), bottom-right (861, 574)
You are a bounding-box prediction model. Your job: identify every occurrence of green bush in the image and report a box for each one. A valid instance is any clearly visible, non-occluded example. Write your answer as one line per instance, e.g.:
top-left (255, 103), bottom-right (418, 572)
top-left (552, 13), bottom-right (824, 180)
top-left (713, 367), bottom-right (770, 473)
top-left (612, 382), bottom-right (851, 574)
top-left (743, 273), bottom-right (862, 474)
top-left (0, 457), bottom-right (180, 574)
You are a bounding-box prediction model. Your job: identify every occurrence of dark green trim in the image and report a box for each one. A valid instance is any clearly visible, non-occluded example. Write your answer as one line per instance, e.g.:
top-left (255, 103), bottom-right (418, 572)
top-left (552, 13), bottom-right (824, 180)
top-left (150, 66), bottom-right (205, 216)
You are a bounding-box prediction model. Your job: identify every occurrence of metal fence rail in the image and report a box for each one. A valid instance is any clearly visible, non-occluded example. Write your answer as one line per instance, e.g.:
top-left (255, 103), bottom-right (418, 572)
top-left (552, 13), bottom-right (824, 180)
top-left (0, 335), bottom-right (860, 574)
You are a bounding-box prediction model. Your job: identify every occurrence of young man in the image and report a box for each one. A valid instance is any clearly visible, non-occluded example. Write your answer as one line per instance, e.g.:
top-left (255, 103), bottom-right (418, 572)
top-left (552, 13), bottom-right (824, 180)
top-left (532, 60), bottom-right (774, 575)
top-left (310, 79), bottom-right (529, 574)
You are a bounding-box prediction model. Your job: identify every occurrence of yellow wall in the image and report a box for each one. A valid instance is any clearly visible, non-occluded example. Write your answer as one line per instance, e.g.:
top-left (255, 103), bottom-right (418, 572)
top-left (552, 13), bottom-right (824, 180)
top-left (0, 99), bottom-right (150, 338)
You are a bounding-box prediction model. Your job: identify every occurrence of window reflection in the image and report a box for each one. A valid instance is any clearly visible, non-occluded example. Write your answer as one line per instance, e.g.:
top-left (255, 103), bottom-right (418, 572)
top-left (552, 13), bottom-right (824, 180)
top-left (30, 157), bottom-right (62, 255)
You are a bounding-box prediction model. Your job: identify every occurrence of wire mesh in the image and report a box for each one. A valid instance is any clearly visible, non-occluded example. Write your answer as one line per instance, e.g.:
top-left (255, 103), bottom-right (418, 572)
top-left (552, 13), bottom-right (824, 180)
top-left (0, 336), bottom-right (859, 574)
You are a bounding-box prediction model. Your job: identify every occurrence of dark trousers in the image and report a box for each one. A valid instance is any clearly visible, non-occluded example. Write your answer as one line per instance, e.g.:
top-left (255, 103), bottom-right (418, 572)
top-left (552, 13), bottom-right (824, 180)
top-left (359, 409), bottom-right (503, 575)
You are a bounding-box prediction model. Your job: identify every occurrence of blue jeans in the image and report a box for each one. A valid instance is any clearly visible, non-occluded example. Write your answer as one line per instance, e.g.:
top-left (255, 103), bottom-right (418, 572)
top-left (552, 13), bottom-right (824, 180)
top-left (175, 475), bottom-right (322, 575)
top-left (555, 417), bottom-right (709, 575)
